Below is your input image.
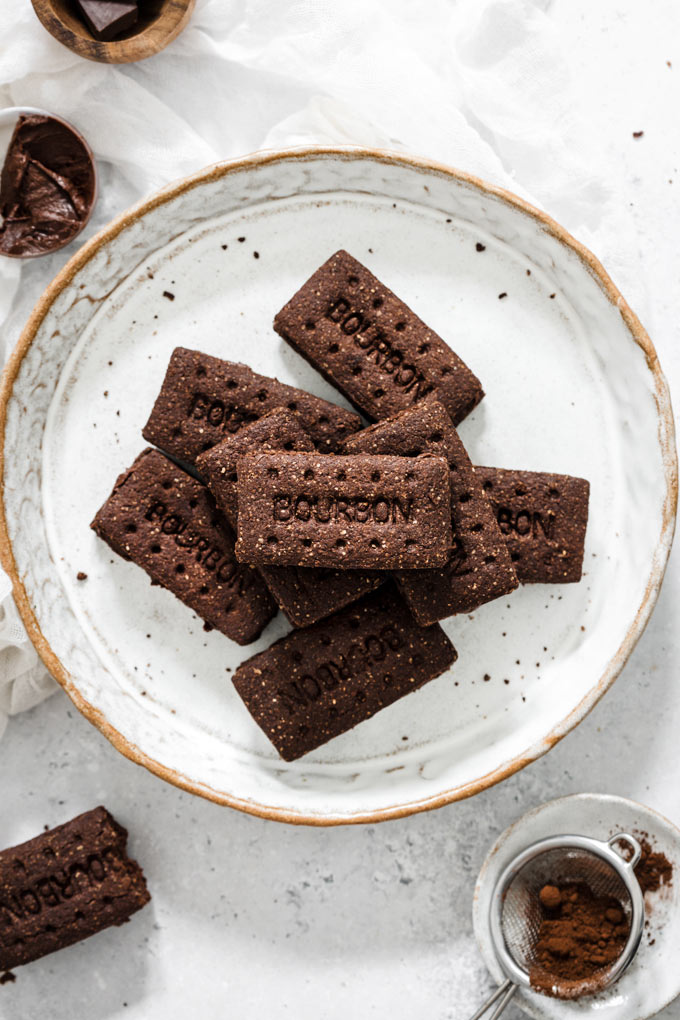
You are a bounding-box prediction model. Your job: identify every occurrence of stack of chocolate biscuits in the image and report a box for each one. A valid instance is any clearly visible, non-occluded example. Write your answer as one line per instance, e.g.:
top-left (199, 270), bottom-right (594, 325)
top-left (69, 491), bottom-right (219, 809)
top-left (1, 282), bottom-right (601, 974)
top-left (93, 249), bottom-right (590, 761)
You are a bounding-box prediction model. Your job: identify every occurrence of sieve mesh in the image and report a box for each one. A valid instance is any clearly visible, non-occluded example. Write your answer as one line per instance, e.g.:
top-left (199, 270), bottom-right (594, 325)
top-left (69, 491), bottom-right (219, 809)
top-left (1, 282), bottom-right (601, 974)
top-left (499, 846), bottom-right (632, 997)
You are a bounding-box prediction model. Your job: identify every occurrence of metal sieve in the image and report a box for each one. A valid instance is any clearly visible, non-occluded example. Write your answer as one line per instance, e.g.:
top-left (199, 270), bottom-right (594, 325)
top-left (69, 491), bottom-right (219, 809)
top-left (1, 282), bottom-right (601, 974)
top-left (470, 832), bottom-right (645, 1019)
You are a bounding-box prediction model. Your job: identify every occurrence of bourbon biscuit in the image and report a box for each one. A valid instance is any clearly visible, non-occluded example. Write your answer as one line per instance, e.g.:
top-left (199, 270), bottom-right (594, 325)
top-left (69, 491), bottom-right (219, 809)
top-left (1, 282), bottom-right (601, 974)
top-left (91, 448), bottom-right (276, 645)
top-left (232, 584), bottom-right (457, 760)
top-left (142, 346), bottom-right (362, 465)
top-left (196, 410), bottom-right (383, 627)
top-left (344, 401), bottom-right (518, 622)
top-left (274, 250), bottom-right (484, 425)
top-left (235, 452), bottom-right (452, 570)
top-left (475, 467), bottom-right (590, 583)
top-left (0, 807), bottom-right (149, 971)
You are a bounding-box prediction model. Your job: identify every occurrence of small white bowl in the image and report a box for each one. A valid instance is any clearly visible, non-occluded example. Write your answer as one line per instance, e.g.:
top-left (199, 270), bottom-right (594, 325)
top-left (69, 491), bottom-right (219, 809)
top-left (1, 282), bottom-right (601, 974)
top-left (0, 106), bottom-right (97, 259)
top-left (473, 793), bottom-right (680, 1020)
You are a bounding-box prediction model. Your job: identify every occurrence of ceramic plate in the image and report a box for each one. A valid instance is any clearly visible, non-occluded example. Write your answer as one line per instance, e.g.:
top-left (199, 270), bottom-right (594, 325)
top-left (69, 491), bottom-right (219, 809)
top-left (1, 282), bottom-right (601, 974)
top-left (473, 793), bottom-right (680, 1019)
top-left (0, 149), bottom-right (675, 824)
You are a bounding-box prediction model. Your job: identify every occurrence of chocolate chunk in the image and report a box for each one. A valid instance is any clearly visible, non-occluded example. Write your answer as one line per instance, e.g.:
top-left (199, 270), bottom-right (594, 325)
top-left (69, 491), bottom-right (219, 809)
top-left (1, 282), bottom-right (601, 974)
top-left (74, 0), bottom-right (138, 41)
top-left (0, 807), bottom-right (149, 971)
top-left (142, 347), bottom-right (361, 466)
top-left (232, 584), bottom-right (457, 760)
top-left (475, 467), bottom-right (590, 583)
top-left (0, 115), bottom-right (96, 257)
top-left (274, 250), bottom-right (484, 425)
top-left (235, 452), bottom-right (452, 570)
top-left (91, 448), bottom-right (276, 645)
top-left (196, 409), bottom-right (383, 627)
top-left (344, 401), bottom-right (518, 622)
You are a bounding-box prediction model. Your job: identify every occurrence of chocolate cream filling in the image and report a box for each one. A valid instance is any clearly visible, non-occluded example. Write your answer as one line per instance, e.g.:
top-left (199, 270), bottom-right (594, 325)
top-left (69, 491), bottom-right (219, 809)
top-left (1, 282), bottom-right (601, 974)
top-left (0, 114), bottom-right (95, 257)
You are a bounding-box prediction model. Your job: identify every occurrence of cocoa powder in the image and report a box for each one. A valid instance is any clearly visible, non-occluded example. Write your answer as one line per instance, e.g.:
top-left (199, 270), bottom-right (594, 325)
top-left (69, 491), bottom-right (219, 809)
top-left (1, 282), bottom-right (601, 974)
top-left (530, 882), bottom-right (630, 997)
top-left (634, 836), bottom-right (673, 894)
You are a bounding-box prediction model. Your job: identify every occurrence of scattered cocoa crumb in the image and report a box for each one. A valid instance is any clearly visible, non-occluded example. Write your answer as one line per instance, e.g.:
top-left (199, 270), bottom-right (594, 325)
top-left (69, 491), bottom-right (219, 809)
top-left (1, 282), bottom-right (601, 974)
top-left (221, 244), bottom-right (228, 250)
top-left (238, 237), bottom-right (246, 243)
top-left (163, 291), bottom-right (175, 301)
top-left (498, 292), bottom-right (508, 299)
top-left (483, 673), bottom-right (491, 682)
top-left (76, 571), bottom-right (88, 581)
top-left (0, 972), bottom-right (16, 985)
top-left (632, 131), bottom-right (644, 139)
top-left (475, 242), bottom-right (486, 252)
top-left (203, 622), bottom-right (214, 633)
top-left (253, 251), bottom-right (260, 259)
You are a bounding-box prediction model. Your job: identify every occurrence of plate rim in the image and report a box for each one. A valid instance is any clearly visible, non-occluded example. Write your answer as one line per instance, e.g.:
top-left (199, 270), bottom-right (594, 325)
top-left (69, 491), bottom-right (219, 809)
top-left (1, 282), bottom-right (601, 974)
top-left (0, 145), bottom-right (676, 826)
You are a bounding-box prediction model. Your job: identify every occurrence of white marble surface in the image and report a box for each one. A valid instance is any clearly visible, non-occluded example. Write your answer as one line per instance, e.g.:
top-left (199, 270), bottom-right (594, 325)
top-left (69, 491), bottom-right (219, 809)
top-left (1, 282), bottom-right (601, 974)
top-left (1, 0), bottom-right (680, 1018)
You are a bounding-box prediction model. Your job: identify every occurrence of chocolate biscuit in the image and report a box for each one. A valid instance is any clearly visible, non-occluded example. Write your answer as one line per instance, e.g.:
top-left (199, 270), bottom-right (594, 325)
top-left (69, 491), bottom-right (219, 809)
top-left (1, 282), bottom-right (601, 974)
top-left (235, 452), bottom-right (452, 570)
top-left (274, 250), bottom-right (484, 425)
top-left (196, 410), bottom-right (383, 627)
top-left (232, 584), bottom-right (457, 760)
top-left (91, 448), bottom-right (276, 645)
top-left (344, 401), bottom-right (518, 622)
top-left (142, 347), bottom-right (362, 465)
top-left (0, 807), bottom-right (149, 971)
top-left (474, 467), bottom-right (590, 583)
top-left (196, 408), bottom-right (317, 526)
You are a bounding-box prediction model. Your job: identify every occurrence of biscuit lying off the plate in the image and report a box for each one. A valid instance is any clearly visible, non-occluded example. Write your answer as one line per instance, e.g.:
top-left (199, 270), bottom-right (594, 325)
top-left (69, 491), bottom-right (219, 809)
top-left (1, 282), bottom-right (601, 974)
top-left (0, 807), bottom-right (149, 971)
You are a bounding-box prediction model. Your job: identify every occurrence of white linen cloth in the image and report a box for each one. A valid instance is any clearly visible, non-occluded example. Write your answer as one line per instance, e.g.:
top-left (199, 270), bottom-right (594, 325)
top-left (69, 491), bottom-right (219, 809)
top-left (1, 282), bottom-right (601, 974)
top-left (0, 0), bottom-right (646, 738)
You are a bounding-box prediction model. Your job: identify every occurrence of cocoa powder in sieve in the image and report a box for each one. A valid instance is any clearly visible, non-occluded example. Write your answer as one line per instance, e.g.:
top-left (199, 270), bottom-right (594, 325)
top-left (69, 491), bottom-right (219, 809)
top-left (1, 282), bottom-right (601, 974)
top-left (530, 882), bottom-right (630, 996)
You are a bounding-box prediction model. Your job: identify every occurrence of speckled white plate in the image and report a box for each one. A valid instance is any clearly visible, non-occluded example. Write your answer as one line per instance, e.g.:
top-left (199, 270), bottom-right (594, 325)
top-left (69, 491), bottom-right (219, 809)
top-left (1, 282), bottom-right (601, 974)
top-left (473, 794), bottom-right (680, 1019)
top-left (0, 149), bottom-right (675, 824)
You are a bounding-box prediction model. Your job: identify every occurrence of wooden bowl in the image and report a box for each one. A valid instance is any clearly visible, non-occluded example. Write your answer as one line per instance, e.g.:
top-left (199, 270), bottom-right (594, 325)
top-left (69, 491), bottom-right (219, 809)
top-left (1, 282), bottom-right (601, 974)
top-left (31, 0), bottom-right (196, 63)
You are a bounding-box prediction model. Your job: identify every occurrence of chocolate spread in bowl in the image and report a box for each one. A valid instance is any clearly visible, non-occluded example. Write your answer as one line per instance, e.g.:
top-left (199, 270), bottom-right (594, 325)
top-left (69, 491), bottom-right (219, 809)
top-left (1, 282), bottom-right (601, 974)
top-left (0, 114), bottom-right (96, 257)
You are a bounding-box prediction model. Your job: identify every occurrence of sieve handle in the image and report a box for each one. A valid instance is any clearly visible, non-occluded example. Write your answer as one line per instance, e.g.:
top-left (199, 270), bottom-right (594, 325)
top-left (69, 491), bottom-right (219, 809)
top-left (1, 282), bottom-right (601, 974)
top-left (607, 832), bottom-right (642, 870)
top-left (467, 980), bottom-right (518, 1020)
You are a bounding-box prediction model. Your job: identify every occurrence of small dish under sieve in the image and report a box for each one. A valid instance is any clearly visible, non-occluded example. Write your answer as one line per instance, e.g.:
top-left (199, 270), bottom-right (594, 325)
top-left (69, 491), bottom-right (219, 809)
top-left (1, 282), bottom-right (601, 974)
top-left (469, 832), bottom-right (645, 1019)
